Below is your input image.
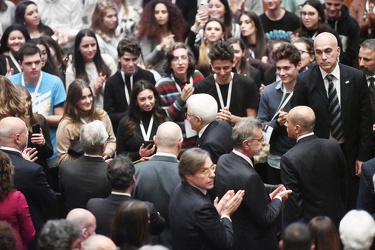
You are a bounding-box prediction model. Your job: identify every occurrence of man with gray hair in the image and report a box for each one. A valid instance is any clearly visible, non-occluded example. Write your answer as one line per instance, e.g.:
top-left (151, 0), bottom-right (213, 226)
top-left (186, 94), bottom-right (233, 164)
top-left (339, 210), bottom-right (375, 250)
top-left (59, 120), bottom-right (111, 212)
top-left (133, 121), bottom-right (183, 248)
top-left (215, 117), bottom-right (292, 250)
top-left (358, 39), bottom-right (375, 157)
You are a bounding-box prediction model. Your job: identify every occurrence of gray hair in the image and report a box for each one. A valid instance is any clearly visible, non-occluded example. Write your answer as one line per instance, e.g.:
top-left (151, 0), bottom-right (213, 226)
top-left (360, 39), bottom-right (375, 51)
top-left (80, 120), bottom-right (108, 154)
top-left (186, 94), bottom-right (218, 124)
top-left (37, 219), bottom-right (82, 250)
top-left (339, 210), bottom-right (375, 250)
top-left (232, 118), bottom-right (262, 149)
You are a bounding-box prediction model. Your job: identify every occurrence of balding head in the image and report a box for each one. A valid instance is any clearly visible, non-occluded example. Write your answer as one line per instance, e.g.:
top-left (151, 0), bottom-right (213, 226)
top-left (314, 32), bottom-right (340, 73)
top-left (286, 106), bottom-right (315, 139)
top-left (66, 208), bottom-right (96, 239)
top-left (81, 235), bottom-right (117, 250)
top-left (0, 117), bottom-right (28, 150)
top-left (154, 122), bottom-right (183, 155)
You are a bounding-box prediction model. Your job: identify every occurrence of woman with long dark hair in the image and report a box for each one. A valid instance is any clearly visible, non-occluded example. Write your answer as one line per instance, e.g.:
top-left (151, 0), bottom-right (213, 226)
top-left (239, 11), bottom-right (271, 73)
top-left (138, 0), bottom-right (186, 74)
top-left (43, 35), bottom-right (68, 85)
top-left (111, 200), bottom-right (151, 249)
top-left (117, 80), bottom-right (168, 161)
top-left (56, 79), bottom-right (116, 162)
top-left (0, 24), bottom-right (30, 75)
top-left (29, 37), bottom-right (61, 78)
top-left (66, 29), bottom-right (116, 108)
top-left (0, 150), bottom-right (35, 250)
top-left (14, 1), bottom-right (53, 38)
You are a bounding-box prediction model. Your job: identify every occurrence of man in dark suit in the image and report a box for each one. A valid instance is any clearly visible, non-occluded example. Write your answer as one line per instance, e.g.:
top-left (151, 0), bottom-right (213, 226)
top-left (281, 106), bottom-right (347, 229)
top-left (214, 118), bottom-right (292, 250)
top-left (186, 93), bottom-right (233, 164)
top-left (357, 157), bottom-right (375, 219)
top-left (59, 120), bottom-right (111, 212)
top-left (104, 38), bottom-right (155, 132)
top-left (86, 155), bottom-right (165, 238)
top-left (133, 121), bottom-right (182, 248)
top-left (169, 148), bottom-right (245, 250)
top-left (0, 117), bottom-right (56, 246)
top-left (292, 32), bottom-right (373, 210)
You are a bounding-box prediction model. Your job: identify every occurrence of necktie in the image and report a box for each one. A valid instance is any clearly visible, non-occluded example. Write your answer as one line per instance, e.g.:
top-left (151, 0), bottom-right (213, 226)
top-left (369, 77), bottom-right (375, 124)
top-left (125, 74), bottom-right (131, 92)
top-left (326, 74), bottom-right (343, 141)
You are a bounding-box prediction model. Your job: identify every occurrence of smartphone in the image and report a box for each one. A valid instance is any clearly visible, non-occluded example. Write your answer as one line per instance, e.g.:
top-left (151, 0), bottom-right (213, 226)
top-left (199, 2), bottom-right (209, 13)
top-left (144, 140), bottom-right (154, 148)
top-left (32, 123), bottom-right (40, 134)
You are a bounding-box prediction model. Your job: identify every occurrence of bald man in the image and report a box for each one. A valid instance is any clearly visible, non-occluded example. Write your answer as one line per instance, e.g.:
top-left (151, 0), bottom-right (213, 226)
top-left (133, 121), bottom-right (183, 248)
top-left (66, 208), bottom-right (96, 239)
top-left (292, 32), bottom-right (372, 210)
top-left (81, 235), bottom-right (117, 250)
top-left (0, 117), bottom-right (56, 241)
top-left (281, 106), bottom-right (347, 229)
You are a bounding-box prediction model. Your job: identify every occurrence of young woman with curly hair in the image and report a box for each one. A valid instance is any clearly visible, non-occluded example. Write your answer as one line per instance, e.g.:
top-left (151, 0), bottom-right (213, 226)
top-left (91, 0), bottom-right (121, 61)
top-left (117, 80), bottom-right (168, 161)
top-left (137, 0), bottom-right (186, 75)
top-left (66, 29), bottom-right (116, 108)
top-left (56, 79), bottom-right (116, 162)
top-left (0, 150), bottom-right (35, 250)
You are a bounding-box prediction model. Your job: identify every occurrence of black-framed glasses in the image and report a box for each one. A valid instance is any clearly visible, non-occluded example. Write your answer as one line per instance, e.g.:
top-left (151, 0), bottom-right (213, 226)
top-left (248, 136), bottom-right (265, 143)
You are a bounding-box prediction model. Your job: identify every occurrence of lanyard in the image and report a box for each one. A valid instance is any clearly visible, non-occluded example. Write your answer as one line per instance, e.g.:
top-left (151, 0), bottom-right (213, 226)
top-left (121, 71), bottom-right (133, 105)
top-left (140, 115), bottom-right (154, 141)
top-left (9, 52), bottom-right (21, 72)
top-left (214, 72), bottom-right (233, 109)
top-left (271, 83), bottom-right (293, 121)
top-left (22, 72), bottom-right (43, 100)
top-left (170, 74), bottom-right (193, 94)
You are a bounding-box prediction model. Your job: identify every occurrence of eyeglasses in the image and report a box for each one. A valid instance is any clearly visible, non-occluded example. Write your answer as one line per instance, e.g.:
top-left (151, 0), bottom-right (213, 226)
top-left (201, 164), bottom-right (216, 175)
top-left (300, 11), bottom-right (316, 17)
top-left (248, 136), bottom-right (265, 143)
top-left (172, 55), bottom-right (188, 63)
top-left (299, 50), bottom-right (309, 55)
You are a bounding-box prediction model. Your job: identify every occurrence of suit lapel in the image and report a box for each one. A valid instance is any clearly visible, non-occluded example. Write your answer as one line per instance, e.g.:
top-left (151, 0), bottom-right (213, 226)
top-left (197, 121), bottom-right (217, 147)
top-left (339, 64), bottom-right (350, 119)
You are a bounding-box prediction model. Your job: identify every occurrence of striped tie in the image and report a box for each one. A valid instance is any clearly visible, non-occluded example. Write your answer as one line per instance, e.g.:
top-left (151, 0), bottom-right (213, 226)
top-left (326, 74), bottom-right (343, 141)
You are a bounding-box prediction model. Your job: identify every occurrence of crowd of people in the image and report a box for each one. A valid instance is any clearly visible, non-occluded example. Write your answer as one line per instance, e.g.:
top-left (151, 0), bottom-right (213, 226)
top-left (1, 0), bottom-right (375, 249)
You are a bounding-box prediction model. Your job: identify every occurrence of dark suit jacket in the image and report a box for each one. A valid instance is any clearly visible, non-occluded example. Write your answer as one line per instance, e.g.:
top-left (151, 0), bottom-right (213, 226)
top-left (292, 63), bottom-right (372, 173)
top-left (197, 121), bottom-right (233, 164)
top-left (357, 157), bottom-right (375, 219)
top-left (280, 135), bottom-right (347, 229)
top-left (133, 155), bottom-right (180, 248)
top-left (215, 152), bottom-right (281, 250)
top-left (59, 155), bottom-right (111, 212)
top-left (104, 69), bottom-right (156, 132)
top-left (86, 193), bottom-right (165, 237)
top-left (169, 183), bottom-right (234, 250)
top-left (1, 149), bottom-right (56, 232)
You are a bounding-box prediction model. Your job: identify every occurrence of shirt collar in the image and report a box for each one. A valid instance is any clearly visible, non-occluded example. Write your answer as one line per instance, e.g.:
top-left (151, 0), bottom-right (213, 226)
top-left (232, 149), bottom-right (254, 168)
top-left (111, 191), bottom-right (131, 197)
top-left (319, 63), bottom-right (340, 80)
top-left (198, 123), bottom-right (210, 138)
top-left (0, 146), bottom-right (21, 154)
top-left (153, 152), bottom-right (177, 159)
top-left (297, 132), bottom-right (314, 142)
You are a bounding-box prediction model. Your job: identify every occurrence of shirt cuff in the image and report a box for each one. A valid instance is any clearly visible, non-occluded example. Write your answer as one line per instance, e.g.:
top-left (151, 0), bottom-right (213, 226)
top-left (221, 215), bottom-right (232, 222)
